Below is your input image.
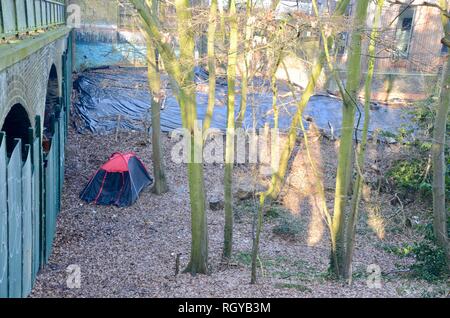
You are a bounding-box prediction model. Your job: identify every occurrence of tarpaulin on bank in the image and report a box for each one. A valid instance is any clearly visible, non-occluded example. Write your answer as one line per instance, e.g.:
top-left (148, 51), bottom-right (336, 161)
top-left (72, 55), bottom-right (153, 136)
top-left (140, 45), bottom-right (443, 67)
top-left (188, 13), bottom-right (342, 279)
top-left (72, 66), bottom-right (410, 136)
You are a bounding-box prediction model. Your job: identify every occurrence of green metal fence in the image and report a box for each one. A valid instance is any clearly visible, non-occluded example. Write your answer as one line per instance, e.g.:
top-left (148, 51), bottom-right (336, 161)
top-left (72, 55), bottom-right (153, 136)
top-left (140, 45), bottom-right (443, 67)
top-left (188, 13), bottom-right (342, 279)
top-left (0, 0), bottom-right (65, 38)
top-left (0, 34), bottom-right (72, 298)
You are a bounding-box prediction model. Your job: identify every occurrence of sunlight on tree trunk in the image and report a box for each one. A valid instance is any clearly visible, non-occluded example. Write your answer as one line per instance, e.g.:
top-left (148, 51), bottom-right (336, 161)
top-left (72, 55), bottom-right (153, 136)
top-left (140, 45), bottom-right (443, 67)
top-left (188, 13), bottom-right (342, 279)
top-left (331, 0), bottom-right (370, 279)
top-left (223, 0), bottom-right (238, 260)
top-left (175, 0), bottom-right (209, 274)
top-left (433, 58), bottom-right (450, 272)
top-left (268, 0), bottom-right (351, 201)
top-left (145, 0), bottom-right (168, 195)
top-left (131, 0), bottom-right (209, 275)
top-left (343, 0), bottom-right (385, 281)
top-left (433, 0), bottom-right (450, 272)
top-left (236, 0), bottom-right (254, 129)
top-left (203, 0), bottom-right (218, 133)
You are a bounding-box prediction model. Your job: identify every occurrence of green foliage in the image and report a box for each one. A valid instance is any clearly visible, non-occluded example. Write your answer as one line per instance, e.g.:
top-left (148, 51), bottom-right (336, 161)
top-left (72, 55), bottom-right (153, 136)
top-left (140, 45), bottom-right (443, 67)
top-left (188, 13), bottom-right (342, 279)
top-left (265, 204), bottom-right (290, 219)
top-left (387, 157), bottom-right (450, 201)
top-left (383, 220), bottom-right (449, 282)
top-left (388, 96), bottom-right (450, 200)
top-left (387, 159), bottom-right (432, 197)
top-left (235, 251), bottom-right (253, 266)
top-left (235, 251), bottom-right (328, 284)
top-left (409, 96), bottom-right (450, 135)
top-left (235, 201), bottom-right (293, 222)
top-left (409, 241), bottom-right (447, 282)
top-left (275, 283), bottom-right (312, 293)
top-left (272, 212), bottom-right (304, 238)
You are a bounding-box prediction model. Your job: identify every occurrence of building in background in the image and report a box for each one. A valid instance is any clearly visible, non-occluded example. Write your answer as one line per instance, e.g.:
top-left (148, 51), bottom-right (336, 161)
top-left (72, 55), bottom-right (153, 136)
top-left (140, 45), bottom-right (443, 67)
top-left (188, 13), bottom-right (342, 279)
top-left (277, 0), bottom-right (446, 102)
top-left (337, 0), bottom-right (447, 102)
top-left (69, 0), bottom-right (446, 102)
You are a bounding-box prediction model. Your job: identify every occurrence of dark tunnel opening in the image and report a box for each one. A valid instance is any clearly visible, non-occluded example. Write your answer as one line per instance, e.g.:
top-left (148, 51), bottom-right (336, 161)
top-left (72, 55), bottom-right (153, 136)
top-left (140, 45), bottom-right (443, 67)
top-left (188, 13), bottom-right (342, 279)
top-left (1, 104), bottom-right (31, 156)
top-left (43, 65), bottom-right (60, 153)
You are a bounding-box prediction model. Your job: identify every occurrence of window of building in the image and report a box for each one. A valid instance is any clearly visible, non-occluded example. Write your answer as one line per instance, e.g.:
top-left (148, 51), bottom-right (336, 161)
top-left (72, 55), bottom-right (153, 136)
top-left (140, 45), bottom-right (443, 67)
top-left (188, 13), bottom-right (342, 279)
top-left (395, 7), bottom-right (415, 58)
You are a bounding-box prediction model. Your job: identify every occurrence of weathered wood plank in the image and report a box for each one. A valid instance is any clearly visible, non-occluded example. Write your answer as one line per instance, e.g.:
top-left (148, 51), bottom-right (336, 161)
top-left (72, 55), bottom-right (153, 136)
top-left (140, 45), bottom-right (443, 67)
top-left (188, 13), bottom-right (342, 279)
top-left (22, 145), bottom-right (32, 297)
top-left (32, 137), bottom-right (40, 282)
top-left (7, 139), bottom-right (22, 298)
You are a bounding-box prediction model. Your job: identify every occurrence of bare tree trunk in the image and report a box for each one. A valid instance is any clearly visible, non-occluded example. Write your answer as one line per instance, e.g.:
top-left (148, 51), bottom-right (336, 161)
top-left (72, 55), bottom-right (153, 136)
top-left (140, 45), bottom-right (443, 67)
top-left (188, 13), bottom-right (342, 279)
top-left (223, 0), bottom-right (238, 260)
top-left (236, 0), bottom-right (254, 129)
top-left (331, 0), bottom-right (370, 279)
top-left (175, 0), bottom-right (209, 274)
top-left (433, 58), bottom-right (450, 272)
top-left (343, 0), bottom-right (384, 281)
top-left (268, 0), bottom-right (350, 201)
top-left (145, 0), bottom-right (168, 195)
top-left (433, 0), bottom-right (450, 272)
top-left (203, 0), bottom-right (218, 133)
top-left (131, 0), bottom-right (209, 274)
top-left (251, 193), bottom-right (266, 284)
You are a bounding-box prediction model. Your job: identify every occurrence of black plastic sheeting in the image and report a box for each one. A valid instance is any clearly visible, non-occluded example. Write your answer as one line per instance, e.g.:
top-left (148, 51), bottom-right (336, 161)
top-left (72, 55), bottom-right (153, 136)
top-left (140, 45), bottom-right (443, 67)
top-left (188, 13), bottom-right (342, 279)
top-left (73, 66), bottom-right (410, 135)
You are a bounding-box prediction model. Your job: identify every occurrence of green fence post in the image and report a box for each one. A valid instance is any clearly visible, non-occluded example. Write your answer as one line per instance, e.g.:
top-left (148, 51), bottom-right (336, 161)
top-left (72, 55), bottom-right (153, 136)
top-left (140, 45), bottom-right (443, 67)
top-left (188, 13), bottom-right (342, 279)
top-left (22, 144), bottom-right (32, 297)
top-left (35, 115), bottom-right (45, 268)
top-left (0, 132), bottom-right (8, 298)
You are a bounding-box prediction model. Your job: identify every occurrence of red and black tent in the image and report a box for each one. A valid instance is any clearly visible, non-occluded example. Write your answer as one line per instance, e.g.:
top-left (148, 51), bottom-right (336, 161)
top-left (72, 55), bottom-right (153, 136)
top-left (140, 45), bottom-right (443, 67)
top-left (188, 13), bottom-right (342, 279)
top-left (80, 152), bottom-right (153, 207)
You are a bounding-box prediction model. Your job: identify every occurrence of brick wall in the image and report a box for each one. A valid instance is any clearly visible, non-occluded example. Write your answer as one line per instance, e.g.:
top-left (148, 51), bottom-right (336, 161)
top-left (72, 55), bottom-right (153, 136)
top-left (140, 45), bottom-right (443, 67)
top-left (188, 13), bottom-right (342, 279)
top-left (0, 36), bottom-right (68, 131)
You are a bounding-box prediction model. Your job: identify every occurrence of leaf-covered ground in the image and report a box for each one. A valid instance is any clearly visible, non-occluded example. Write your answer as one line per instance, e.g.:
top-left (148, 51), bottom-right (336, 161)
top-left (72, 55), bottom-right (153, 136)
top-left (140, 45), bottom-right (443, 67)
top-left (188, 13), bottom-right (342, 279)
top-left (30, 126), bottom-right (449, 298)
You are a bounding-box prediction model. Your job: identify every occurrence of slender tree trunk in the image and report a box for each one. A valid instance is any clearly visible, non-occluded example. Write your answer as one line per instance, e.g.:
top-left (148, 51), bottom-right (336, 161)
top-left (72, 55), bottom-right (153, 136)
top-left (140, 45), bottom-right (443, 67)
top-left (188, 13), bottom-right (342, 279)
top-left (236, 0), bottom-right (253, 129)
top-left (330, 0), bottom-right (370, 278)
top-left (145, 0), bottom-right (168, 195)
top-left (219, 1), bottom-right (227, 44)
top-left (148, 44), bottom-right (169, 194)
top-left (271, 52), bottom-right (283, 131)
top-left (223, 0), bottom-right (238, 260)
top-left (433, 0), bottom-right (450, 271)
top-left (268, 0), bottom-right (350, 200)
top-left (343, 0), bottom-right (384, 280)
top-left (131, 0), bottom-right (209, 275)
top-left (203, 0), bottom-right (218, 133)
top-left (175, 0), bottom-right (209, 274)
top-left (251, 193), bottom-right (266, 284)
top-left (433, 58), bottom-right (450, 272)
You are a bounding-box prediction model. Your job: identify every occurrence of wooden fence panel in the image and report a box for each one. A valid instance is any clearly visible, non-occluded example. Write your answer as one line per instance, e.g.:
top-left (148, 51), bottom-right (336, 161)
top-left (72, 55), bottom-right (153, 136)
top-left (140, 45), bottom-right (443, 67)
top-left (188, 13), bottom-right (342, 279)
top-left (32, 137), bottom-right (40, 282)
top-left (59, 110), bottom-right (65, 213)
top-left (44, 117), bottom-right (60, 263)
top-left (22, 146), bottom-right (32, 297)
top-left (0, 132), bottom-right (7, 298)
top-left (7, 139), bottom-right (22, 298)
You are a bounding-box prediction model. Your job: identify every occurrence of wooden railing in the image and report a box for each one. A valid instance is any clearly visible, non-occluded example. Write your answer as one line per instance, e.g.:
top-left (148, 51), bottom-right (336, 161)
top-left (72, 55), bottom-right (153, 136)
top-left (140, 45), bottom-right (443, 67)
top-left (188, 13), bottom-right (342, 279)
top-left (0, 0), bottom-right (65, 38)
